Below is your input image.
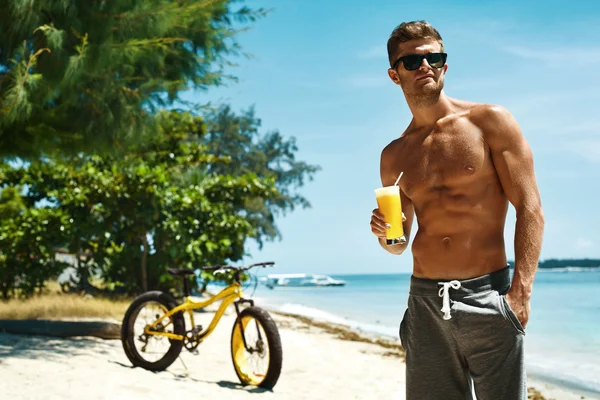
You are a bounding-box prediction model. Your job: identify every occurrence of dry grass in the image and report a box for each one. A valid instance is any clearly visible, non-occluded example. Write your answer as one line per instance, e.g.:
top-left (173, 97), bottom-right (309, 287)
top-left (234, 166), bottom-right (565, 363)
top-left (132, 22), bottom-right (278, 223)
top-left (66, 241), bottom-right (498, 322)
top-left (0, 284), bottom-right (132, 321)
top-left (527, 387), bottom-right (549, 400)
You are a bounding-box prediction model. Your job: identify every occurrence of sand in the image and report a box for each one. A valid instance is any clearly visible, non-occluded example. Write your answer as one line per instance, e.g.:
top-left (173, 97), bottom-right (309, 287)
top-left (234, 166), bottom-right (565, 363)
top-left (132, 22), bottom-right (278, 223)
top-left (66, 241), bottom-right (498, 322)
top-left (0, 309), bottom-right (594, 400)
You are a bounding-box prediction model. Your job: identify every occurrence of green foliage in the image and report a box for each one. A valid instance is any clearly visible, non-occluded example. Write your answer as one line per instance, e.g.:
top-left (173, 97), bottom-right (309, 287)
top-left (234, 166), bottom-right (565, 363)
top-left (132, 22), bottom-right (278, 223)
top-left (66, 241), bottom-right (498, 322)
top-left (0, 111), bottom-right (282, 296)
top-left (0, 185), bottom-right (25, 219)
top-left (0, 189), bottom-right (71, 299)
top-left (0, 0), bottom-right (267, 158)
top-left (200, 104), bottom-right (321, 245)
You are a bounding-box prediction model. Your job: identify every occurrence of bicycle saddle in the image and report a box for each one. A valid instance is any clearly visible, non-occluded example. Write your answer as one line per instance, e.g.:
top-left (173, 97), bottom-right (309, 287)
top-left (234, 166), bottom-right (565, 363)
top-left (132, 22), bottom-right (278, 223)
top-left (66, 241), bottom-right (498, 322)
top-left (167, 268), bottom-right (196, 277)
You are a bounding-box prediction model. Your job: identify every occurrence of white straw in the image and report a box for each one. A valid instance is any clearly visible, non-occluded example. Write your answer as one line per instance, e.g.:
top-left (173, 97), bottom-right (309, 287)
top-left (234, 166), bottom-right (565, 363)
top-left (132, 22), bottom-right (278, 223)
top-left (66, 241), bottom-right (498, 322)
top-left (394, 171), bottom-right (403, 186)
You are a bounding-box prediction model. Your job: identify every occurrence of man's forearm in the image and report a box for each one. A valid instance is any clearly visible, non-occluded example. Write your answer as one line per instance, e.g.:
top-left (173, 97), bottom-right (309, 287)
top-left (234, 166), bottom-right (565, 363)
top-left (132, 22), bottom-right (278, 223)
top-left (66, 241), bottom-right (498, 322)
top-left (378, 238), bottom-right (409, 255)
top-left (512, 207), bottom-right (545, 297)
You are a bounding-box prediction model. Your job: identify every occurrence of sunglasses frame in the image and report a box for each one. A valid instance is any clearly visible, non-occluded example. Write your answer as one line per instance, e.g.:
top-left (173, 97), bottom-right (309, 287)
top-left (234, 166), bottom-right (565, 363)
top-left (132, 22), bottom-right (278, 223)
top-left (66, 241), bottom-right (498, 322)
top-left (391, 52), bottom-right (448, 71)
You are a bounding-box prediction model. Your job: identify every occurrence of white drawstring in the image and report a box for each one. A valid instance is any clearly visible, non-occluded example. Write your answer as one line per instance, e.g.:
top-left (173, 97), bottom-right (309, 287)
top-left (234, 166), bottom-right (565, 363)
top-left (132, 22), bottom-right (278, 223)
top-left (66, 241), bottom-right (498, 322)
top-left (438, 280), bottom-right (461, 320)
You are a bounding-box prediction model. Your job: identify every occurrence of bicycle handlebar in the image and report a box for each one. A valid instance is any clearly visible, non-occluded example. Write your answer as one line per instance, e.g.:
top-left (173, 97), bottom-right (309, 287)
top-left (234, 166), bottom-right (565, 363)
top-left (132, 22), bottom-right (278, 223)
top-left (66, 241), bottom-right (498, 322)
top-left (199, 261), bottom-right (275, 272)
top-left (246, 261), bottom-right (275, 269)
top-left (198, 262), bottom-right (275, 284)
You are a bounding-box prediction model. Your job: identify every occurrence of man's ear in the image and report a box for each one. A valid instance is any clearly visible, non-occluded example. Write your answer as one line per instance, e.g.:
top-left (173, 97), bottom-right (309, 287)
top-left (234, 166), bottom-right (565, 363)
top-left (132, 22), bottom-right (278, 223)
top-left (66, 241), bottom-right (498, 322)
top-left (387, 68), bottom-right (401, 86)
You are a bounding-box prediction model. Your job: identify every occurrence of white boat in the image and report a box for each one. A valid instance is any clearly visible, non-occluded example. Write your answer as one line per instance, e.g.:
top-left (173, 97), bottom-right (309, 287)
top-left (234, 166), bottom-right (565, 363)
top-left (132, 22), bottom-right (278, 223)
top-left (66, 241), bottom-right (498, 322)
top-left (263, 273), bottom-right (346, 288)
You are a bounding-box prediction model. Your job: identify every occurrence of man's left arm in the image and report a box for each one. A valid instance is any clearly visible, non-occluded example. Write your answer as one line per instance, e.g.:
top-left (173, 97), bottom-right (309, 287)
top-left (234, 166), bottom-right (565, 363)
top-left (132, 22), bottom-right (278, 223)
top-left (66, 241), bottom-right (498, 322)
top-left (477, 105), bottom-right (545, 328)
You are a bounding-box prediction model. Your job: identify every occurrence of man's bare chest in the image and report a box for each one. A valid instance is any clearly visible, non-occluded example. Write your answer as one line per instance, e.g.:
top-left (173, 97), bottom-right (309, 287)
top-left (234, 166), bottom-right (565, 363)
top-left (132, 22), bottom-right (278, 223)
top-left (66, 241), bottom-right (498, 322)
top-left (396, 127), bottom-right (494, 198)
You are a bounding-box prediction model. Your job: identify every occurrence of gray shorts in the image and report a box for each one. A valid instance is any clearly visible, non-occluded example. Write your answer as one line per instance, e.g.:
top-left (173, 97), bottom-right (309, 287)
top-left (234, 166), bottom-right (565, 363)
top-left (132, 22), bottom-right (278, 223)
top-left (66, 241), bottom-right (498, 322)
top-left (399, 266), bottom-right (526, 400)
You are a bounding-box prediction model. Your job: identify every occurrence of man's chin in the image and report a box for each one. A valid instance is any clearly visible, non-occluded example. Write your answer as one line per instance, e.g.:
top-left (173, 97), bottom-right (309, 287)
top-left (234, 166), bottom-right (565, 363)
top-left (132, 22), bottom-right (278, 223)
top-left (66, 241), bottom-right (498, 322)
top-left (416, 82), bottom-right (441, 92)
top-left (408, 87), bottom-right (442, 97)
top-left (404, 86), bottom-right (443, 106)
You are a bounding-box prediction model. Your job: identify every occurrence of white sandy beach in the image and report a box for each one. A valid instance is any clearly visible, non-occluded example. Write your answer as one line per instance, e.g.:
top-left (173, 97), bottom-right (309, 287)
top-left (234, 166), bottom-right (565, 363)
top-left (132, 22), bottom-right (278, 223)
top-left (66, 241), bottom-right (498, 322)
top-left (0, 309), bottom-right (593, 400)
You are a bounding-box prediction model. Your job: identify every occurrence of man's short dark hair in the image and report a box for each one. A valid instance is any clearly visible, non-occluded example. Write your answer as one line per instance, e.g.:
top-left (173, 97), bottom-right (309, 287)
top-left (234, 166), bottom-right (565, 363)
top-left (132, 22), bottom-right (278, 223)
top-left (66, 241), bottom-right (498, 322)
top-left (387, 21), bottom-right (444, 67)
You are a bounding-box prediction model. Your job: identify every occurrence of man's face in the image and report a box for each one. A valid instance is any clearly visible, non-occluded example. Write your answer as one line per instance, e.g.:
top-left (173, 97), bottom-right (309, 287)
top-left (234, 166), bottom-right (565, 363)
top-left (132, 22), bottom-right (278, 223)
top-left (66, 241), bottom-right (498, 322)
top-left (387, 39), bottom-right (448, 101)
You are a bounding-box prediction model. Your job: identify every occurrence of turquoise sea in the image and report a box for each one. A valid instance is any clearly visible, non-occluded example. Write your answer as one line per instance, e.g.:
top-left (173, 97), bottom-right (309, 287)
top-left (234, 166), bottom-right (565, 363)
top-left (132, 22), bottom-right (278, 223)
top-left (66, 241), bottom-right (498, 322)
top-left (220, 269), bottom-right (600, 396)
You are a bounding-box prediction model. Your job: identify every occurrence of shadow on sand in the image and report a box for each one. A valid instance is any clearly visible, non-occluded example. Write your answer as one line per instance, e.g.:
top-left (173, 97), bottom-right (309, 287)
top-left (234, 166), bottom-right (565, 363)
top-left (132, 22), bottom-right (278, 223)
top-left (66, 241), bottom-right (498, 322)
top-left (108, 359), bottom-right (272, 394)
top-left (165, 365), bottom-right (272, 393)
top-left (0, 332), bottom-right (112, 361)
top-left (1, 333), bottom-right (272, 394)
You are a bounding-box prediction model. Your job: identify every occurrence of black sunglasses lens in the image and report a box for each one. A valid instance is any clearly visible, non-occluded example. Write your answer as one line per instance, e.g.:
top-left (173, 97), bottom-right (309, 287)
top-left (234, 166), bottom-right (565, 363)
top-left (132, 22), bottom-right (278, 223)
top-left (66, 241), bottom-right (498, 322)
top-left (402, 55), bottom-right (423, 71)
top-left (394, 53), bottom-right (446, 70)
top-left (426, 53), bottom-right (445, 67)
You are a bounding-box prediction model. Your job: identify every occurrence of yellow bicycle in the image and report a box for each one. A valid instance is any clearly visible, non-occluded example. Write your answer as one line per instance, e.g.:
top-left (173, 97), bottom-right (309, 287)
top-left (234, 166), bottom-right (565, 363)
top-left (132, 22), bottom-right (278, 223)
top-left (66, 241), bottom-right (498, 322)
top-left (120, 262), bottom-right (282, 389)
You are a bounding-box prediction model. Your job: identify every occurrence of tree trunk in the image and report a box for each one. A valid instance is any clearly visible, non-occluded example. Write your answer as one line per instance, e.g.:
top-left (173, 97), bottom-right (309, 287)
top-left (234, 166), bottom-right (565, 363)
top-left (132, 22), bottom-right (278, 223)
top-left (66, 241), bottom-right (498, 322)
top-left (200, 278), bottom-right (209, 294)
top-left (74, 238), bottom-right (90, 292)
top-left (140, 234), bottom-right (149, 292)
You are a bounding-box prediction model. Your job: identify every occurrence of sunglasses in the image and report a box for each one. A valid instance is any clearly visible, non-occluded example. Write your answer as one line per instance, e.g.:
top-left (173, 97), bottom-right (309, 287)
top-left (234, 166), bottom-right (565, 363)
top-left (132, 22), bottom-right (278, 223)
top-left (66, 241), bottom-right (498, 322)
top-left (392, 52), bottom-right (447, 71)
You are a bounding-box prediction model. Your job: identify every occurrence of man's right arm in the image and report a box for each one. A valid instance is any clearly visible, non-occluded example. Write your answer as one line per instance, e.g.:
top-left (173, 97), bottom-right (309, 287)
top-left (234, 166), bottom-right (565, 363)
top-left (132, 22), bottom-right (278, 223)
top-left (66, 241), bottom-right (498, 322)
top-left (377, 191), bottom-right (414, 254)
top-left (375, 143), bottom-right (415, 255)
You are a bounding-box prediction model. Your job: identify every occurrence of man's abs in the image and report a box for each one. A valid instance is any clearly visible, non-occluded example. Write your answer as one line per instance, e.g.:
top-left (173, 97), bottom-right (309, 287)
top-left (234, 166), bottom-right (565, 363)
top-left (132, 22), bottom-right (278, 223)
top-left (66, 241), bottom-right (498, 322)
top-left (407, 179), bottom-right (510, 279)
top-left (411, 226), bottom-right (508, 280)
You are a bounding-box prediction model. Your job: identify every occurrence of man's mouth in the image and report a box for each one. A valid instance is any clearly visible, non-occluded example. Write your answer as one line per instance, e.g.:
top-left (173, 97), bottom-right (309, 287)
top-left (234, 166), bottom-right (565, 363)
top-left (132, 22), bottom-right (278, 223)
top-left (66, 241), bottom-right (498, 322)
top-left (416, 74), bottom-right (434, 81)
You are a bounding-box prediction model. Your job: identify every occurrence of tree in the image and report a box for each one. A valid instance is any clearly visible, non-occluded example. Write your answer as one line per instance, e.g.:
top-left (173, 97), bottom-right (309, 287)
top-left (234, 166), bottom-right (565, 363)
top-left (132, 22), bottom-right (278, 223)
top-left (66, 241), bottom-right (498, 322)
top-left (0, 178), bottom-right (71, 299)
top-left (200, 104), bottom-right (321, 245)
top-left (1, 111), bottom-right (279, 295)
top-left (0, 0), bottom-right (267, 158)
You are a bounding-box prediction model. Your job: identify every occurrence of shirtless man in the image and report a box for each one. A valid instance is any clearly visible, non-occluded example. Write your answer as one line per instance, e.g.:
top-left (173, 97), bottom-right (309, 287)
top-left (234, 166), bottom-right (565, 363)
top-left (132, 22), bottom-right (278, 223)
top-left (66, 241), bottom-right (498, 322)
top-left (370, 21), bottom-right (544, 400)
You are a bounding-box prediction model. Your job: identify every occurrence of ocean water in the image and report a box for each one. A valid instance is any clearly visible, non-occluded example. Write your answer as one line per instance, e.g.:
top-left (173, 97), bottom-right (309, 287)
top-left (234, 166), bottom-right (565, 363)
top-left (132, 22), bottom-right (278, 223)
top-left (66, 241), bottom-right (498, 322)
top-left (226, 269), bottom-right (600, 396)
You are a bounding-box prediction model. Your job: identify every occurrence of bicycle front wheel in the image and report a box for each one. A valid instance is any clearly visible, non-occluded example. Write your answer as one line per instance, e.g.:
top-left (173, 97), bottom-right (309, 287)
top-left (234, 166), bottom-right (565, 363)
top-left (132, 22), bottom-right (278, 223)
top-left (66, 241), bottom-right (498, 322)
top-left (230, 306), bottom-right (283, 389)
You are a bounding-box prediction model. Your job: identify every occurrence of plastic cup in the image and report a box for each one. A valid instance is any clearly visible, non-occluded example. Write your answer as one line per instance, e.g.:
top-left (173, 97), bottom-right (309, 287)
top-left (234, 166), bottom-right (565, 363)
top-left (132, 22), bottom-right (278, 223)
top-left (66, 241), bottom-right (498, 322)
top-left (375, 186), bottom-right (406, 245)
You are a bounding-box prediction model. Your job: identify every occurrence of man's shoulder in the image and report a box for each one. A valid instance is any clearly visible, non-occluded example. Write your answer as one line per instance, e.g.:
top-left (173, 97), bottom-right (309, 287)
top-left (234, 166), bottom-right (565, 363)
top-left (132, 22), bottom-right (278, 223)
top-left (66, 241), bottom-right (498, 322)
top-left (439, 99), bottom-right (511, 127)
top-left (468, 103), bottom-right (515, 127)
top-left (381, 135), bottom-right (406, 159)
top-left (468, 103), bottom-right (523, 146)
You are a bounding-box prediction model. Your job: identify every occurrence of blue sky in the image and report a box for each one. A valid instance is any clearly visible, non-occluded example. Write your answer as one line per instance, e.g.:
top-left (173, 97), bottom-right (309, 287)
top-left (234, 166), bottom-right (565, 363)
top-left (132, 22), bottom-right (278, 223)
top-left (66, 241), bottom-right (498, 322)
top-left (185, 0), bottom-right (600, 275)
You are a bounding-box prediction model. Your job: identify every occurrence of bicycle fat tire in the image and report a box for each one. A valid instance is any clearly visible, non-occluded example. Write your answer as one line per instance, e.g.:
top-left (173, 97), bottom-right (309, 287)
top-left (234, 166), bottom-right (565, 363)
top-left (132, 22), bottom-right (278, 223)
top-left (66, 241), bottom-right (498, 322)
top-left (121, 291), bottom-right (185, 371)
top-left (230, 306), bottom-right (283, 389)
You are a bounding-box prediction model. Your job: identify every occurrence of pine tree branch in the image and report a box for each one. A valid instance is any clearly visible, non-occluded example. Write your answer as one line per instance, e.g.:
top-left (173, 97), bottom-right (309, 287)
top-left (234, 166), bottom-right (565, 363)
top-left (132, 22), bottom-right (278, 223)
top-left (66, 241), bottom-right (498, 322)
top-left (111, 38), bottom-right (188, 49)
top-left (114, 0), bottom-right (224, 22)
top-left (1, 44), bottom-right (50, 122)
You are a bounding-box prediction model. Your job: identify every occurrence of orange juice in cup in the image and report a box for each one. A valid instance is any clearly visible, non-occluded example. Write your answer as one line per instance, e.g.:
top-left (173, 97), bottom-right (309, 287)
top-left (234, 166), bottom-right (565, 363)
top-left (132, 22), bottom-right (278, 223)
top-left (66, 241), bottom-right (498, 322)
top-left (375, 185), bottom-right (406, 245)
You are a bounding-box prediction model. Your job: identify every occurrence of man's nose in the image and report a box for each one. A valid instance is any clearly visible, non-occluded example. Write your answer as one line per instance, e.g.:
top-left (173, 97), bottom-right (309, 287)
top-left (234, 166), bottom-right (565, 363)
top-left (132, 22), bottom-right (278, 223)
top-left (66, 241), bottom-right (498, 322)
top-left (418, 57), bottom-right (431, 70)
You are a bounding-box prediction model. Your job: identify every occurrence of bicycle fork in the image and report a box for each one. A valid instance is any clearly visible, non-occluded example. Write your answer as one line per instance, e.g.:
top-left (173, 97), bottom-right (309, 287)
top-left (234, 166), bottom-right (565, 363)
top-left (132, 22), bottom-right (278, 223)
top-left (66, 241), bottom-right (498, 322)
top-left (234, 299), bottom-right (264, 353)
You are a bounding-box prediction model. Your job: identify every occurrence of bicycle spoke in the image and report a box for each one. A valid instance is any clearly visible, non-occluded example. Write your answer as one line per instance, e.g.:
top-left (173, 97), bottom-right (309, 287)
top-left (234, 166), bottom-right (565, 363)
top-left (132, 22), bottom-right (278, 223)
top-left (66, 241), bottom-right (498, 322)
top-left (132, 301), bottom-right (175, 363)
top-left (232, 316), bottom-right (270, 384)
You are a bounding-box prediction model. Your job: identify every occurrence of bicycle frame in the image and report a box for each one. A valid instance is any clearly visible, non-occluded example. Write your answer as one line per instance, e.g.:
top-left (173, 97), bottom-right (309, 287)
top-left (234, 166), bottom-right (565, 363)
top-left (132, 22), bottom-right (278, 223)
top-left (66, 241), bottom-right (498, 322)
top-left (144, 282), bottom-right (245, 342)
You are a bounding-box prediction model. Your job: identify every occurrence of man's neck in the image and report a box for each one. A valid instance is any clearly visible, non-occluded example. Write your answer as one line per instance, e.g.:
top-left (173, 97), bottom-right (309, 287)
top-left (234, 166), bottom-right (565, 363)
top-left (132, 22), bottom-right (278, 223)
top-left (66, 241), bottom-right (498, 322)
top-left (406, 91), bottom-right (455, 127)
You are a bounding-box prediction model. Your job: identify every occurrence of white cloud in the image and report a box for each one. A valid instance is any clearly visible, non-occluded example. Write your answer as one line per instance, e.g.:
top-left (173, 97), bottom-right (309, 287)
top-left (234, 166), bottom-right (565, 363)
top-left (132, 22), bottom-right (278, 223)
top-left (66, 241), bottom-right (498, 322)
top-left (519, 114), bottom-right (600, 139)
top-left (544, 121), bottom-right (600, 136)
top-left (499, 45), bottom-right (600, 68)
top-left (569, 140), bottom-right (600, 163)
top-left (576, 237), bottom-right (594, 249)
top-left (446, 76), bottom-right (507, 92)
top-left (358, 45), bottom-right (387, 60)
top-left (500, 91), bottom-right (569, 117)
top-left (444, 19), bottom-right (519, 39)
top-left (344, 73), bottom-right (389, 89)
top-left (294, 81), bottom-right (321, 89)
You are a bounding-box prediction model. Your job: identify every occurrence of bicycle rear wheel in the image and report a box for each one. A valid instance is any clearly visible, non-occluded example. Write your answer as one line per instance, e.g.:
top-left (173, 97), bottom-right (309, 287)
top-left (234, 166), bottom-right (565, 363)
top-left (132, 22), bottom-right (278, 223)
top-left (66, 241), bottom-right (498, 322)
top-left (121, 291), bottom-right (185, 371)
top-left (230, 306), bottom-right (283, 389)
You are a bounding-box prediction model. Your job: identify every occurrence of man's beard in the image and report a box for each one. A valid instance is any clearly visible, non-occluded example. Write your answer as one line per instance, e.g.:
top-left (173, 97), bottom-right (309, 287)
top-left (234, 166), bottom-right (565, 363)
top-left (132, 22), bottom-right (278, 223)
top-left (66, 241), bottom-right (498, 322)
top-left (402, 76), bottom-right (445, 108)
